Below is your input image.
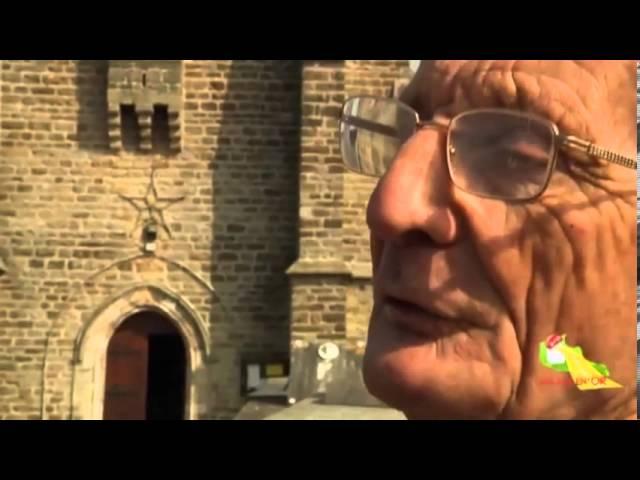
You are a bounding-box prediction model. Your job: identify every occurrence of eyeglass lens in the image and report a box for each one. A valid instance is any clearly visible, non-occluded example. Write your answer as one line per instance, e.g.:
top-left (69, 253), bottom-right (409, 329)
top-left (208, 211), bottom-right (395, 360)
top-left (340, 97), bottom-right (558, 200)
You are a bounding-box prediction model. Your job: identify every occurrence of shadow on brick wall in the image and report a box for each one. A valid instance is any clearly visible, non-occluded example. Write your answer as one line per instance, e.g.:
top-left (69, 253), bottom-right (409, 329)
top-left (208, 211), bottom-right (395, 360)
top-left (75, 60), bottom-right (110, 151)
top-left (210, 60), bottom-right (302, 376)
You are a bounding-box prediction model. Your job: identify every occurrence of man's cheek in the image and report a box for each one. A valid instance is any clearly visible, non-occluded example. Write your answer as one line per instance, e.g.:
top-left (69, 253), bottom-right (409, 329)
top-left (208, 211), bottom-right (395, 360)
top-left (560, 208), bottom-right (598, 244)
top-left (477, 227), bottom-right (538, 343)
top-left (454, 195), bottom-right (531, 312)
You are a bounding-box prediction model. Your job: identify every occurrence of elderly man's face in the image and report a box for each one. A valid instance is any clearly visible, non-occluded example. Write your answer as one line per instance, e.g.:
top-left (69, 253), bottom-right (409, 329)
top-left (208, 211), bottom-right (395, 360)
top-left (363, 60), bottom-right (637, 419)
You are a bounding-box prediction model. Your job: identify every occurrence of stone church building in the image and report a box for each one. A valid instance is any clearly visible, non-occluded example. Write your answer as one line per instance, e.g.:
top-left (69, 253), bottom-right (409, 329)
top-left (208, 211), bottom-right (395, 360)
top-left (0, 60), bottom-right (411, 419)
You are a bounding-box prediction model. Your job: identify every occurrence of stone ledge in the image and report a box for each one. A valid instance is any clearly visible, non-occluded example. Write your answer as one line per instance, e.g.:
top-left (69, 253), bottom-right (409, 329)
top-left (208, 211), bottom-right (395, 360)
top-left (286, 258), bottom-right (350, 276)
top-left (286, 259), bottom-right (372, 279)
top-left (349, 263), bottom-right (372, 279)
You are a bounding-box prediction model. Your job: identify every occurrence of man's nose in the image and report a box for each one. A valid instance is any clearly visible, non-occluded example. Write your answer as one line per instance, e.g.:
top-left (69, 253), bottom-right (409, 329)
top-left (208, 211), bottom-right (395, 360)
top-left (366, 128), bottom-right (459, 246)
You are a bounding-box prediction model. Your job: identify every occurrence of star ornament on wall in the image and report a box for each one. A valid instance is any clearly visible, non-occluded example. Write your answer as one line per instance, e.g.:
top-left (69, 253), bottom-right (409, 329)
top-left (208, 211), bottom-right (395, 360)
top-left (118, 168), bottom-right (186, 239)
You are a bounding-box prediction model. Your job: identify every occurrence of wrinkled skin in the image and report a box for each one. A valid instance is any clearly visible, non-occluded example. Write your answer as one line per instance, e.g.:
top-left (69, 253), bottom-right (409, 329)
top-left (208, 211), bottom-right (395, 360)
top-left (362, 61), bottom-right (637, 419)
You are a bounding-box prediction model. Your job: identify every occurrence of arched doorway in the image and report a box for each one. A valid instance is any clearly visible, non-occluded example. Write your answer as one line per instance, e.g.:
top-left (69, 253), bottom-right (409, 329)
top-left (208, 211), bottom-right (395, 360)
top-left (103, 310), bottom-right (187, 420)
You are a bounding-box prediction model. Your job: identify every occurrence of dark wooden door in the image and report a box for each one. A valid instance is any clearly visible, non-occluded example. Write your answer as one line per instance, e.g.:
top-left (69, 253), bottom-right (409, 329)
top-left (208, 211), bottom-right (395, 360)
top-left (103, 311), bottom-right (187, 421)
top-left (146, 334), bottom-right (186, 420)
top-left (103, 323), bottom-right (149, 420)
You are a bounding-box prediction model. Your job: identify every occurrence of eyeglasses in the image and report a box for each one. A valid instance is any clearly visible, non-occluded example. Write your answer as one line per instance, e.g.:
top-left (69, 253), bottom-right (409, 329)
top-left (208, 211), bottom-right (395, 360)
top-left (339, 96), bottom-right (637, 201)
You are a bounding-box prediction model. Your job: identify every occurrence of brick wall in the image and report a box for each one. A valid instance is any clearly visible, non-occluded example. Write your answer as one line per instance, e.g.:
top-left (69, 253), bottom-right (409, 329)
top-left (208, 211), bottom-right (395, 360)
top-left (1, 60), bottom-right (109, 151)
top-left (0, 60), bottom-right (302, 419)
top-left (184, 60), bottom-right (300, 360)
top-left (296, 61), bottom-right (346, 260)
top-left (288, 60), bottom-right (410, 401)
top-left (343, 60), bottom-right (410, 266)
top-left (342, 60), bottom-right (410, 349)
top-left (288, 61), bottom-right (347, 353)
top-left (0, 59), bottom-right (409, 418)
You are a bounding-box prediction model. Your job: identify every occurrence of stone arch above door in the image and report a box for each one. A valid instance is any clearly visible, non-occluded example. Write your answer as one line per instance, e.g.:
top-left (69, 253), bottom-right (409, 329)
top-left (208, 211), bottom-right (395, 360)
top-left (71, 283), bottom-right (210, 420)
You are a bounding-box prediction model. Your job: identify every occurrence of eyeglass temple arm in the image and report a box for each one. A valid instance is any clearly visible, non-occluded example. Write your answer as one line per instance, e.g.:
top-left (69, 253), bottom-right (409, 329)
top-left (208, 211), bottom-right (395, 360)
top-left (343, 114), bottom-right (637, 170)
top-left (560, 136), bottom-right (637, 169)
top-left (340, 115), bottom-right (401, 137)
top-left (341, 116), bottom-right (449, 138)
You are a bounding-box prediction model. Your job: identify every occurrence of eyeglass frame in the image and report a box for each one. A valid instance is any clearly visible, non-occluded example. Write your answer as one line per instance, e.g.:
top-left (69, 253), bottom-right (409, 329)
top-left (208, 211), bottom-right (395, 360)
top-left (338, 95), bottom-right (637, 202)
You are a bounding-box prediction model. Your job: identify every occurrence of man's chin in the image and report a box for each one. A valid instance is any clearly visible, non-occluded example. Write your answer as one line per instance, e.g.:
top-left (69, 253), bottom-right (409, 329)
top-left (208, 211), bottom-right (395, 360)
top-left (362, 334), bottom-right (513, 420)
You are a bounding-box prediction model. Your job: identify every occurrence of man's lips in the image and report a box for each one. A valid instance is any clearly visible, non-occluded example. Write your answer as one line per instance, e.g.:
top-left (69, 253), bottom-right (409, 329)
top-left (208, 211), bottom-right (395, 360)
top-left (380, 296), bottom-right (468, 339)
